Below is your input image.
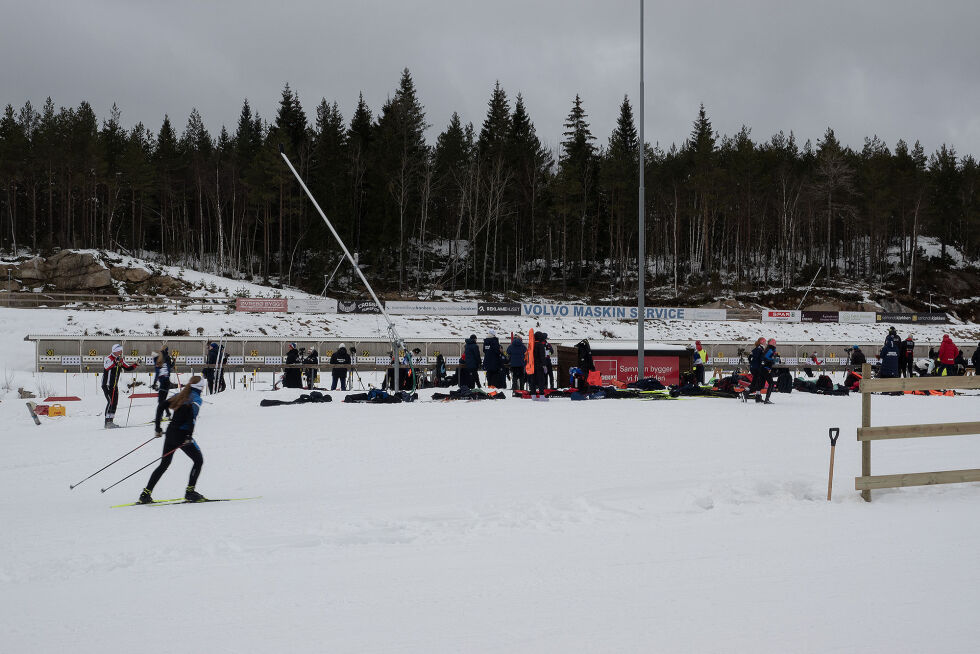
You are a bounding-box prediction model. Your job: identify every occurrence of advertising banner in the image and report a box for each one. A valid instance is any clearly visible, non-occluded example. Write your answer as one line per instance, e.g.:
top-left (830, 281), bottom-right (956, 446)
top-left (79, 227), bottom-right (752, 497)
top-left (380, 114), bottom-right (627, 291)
top-left (684, 308), bottom-right (728, 321)
top-left (286, 298), bottom-right (337, 314)
top-left (801, 311), bottom-right (839, 323)
top-left (878, 312), bottom-right (948, 324)
top-left (477, 302), bottom-right (522, 316)
top-left (838, 311), bottom-right (877, 324)
top-left (762, 310), bottom-right (802, 323)
top-left (876, 312), bottom-right (915, 323)
top-left (520, 303), bottom-right (723, 321)
top-left (337, 300), bottom-right (382, 314)
top-left (235, 298), bottom-right (288, 312)
top-left (593, 355), bottom-right (680, 385)
top-left (386, 301), bottom-right (478, 316)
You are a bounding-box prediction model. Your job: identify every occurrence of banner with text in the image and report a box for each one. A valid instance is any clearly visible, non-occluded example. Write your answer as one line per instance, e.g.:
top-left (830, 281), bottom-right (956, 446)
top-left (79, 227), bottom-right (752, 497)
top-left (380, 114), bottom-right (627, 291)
top-left (762, 310), bottom-right (802, 323)
top-left (838, 311), bottom-right (877, 324)
top-left (235, 298), bottom-right (288, 312)
top-left (801, 310), bottom-right (839, 323)
top-left (286, 298), bottom-right (338, 314)
top-left (520, 303), bottom-right (725, 321)
top-left (386, 301), bottom-right (479, 316)
top-left (877, 312), bottom-right (949, 324)
top-left (477, 302), bottom-right (522, 316)
top-left (337, 300), bottom-right (382, 314)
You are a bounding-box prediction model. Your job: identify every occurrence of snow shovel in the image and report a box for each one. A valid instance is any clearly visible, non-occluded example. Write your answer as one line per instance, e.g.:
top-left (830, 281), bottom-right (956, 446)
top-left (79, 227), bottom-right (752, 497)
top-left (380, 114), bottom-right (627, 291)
top-left (826, 427), bottom-right (840, 501)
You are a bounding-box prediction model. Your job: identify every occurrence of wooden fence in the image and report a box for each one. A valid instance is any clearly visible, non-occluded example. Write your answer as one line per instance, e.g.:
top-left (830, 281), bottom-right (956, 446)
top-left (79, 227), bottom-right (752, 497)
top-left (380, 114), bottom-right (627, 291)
top-left (855, 362), bottom-right (980, 501)
top-left (2, 291), bottom-right (236, 311)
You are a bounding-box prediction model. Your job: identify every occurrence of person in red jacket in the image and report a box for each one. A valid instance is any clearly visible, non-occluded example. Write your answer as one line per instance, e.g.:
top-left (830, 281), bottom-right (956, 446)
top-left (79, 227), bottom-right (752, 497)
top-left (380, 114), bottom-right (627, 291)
top-left (937, 334), bottom-right (959, 376)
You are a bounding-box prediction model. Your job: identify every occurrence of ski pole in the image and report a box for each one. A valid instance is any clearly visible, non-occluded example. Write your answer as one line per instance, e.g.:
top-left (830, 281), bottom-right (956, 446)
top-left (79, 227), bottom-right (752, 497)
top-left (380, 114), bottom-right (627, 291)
top-left (70, 433), bottom-right (162, 490)
top-left (100, 441), bottom-right (187, 494)
top-left (827, 427), bottom-right (840, 501)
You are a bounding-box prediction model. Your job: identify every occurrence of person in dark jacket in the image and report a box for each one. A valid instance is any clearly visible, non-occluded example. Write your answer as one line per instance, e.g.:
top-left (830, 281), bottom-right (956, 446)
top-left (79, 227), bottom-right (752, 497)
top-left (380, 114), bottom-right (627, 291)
top-left (759, 339), bottom-right (778, 403)
top-left (528, 332), bottom-right (548, 394)
top-left (433, 352), bottom-right (447, 386)
top-left (878, 337), bottom-right (900, 378)
top-left (747, 337), bottom-right (766, 393)
top-left (482, 330), bottom-right (506, 388)
top-left (576, 339), bottom-right (595, 373)
top-left (138, 375), bottom-right (207, 504)
top-left (507, 336), bottom-right (527, 390)
top-left (204, 342), bottom-right (218, 393)
top-left (303, 348), bottom-right (319, 390)
top-left (282, 342), bottom-right (303, 388)
top-left (102, 343), bottom-right (139, 428)
top-left (330, 344), bottom-right (351, 390)
top-left (462, 335), bottom-right (481, 388)
top-left (899, 335), bottom-right (915, 378)
top-left (152, 343), bottom-right (175, 435)
top-left (972, 344), bottom-right (980, 374)
top-left (543, 337), bottom-right (555, 389)
top-left (849, 345), bottom-right (867, 368)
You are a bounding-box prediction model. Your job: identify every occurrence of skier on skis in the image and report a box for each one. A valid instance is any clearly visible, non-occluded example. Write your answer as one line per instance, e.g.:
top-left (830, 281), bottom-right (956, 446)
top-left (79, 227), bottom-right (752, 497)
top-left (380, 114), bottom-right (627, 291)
top-left (138, 375), bottom-right (207, 504)
top-left (102, 344), bottom-right (139, 429)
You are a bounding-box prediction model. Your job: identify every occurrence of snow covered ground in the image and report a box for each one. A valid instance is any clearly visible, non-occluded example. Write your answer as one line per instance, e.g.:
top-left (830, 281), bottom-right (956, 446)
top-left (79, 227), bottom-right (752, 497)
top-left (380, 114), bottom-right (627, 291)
top-left (2, 311), bottom-right (980, 651)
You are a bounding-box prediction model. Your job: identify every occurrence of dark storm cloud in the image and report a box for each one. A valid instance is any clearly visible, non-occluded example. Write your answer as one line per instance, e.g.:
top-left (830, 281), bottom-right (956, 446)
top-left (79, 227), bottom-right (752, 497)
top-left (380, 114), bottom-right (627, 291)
top-left (2, 0), bottom-right (978, 156)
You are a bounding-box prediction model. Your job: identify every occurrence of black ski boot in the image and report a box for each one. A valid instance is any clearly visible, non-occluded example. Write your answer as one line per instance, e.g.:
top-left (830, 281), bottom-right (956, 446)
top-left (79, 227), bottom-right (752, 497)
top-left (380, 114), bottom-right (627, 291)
top-left (184, 486), bottom-right (206, 502)
top-left (138, 488), bottom-right (153, 504)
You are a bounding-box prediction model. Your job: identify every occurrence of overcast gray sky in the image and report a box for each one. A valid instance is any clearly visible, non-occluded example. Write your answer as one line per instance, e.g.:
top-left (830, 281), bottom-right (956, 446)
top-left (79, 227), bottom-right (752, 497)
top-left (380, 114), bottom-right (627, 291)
top-left (2, 0), bottom-right (979, 157)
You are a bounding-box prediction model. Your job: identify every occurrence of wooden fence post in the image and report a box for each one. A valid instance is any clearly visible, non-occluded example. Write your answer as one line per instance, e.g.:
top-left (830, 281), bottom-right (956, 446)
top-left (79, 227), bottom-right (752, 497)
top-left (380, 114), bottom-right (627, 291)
top-left (861, 362), bottom-right (872, 502)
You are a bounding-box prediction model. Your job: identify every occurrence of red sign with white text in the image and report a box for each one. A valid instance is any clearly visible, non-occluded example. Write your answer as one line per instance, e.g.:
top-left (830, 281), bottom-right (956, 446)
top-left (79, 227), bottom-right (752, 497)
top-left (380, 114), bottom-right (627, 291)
top-left (594, 356), bottom-right (680, 385)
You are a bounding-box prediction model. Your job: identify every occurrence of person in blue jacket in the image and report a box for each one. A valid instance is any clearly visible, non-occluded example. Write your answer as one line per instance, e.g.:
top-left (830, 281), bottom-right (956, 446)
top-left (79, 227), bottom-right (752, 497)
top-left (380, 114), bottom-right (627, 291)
top-left (507, 335), bottom-right (527, 390)
top-left (138, 375), bottom-right (207, 504)
top-left (759, 338), bottom-right (778, 403)
top-left (879, 336), bottom-right (900, 378)
top-left (462, 335), bottom-right (482, 388)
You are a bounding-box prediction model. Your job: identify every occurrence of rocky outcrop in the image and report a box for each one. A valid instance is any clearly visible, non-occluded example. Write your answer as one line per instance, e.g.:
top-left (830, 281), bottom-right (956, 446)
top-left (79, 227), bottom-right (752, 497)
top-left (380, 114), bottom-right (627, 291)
top-left (37, 251), bottom-right (113, 291)
top-left (110, 266), bottom-right (152, 283)
top-left (3, 250), bottom-right (190, 295)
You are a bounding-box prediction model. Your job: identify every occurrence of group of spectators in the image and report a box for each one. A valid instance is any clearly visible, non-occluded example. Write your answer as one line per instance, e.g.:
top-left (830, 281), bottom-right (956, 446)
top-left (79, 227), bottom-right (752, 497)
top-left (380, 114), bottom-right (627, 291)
top-left (850, 328), bottom-right (979, 378)
top-left (459, 330), bottom-right (555, 392)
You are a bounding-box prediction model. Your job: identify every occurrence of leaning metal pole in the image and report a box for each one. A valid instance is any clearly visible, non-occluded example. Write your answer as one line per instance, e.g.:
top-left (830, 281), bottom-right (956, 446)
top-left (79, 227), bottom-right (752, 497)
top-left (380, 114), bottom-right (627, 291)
top-left (637, 0), bottom-right (646, 379)
top-left (279, 145), bottom-right (403, 389)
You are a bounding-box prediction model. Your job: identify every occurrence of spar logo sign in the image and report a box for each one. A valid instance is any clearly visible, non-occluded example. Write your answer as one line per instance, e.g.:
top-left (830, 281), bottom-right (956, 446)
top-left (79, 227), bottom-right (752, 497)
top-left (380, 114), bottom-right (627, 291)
top-left (762, 310), bottom-right (801, 323)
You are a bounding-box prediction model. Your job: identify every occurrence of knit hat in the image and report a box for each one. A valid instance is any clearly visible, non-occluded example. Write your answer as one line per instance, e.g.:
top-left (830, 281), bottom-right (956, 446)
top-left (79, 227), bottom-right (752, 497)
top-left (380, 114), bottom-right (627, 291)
top-left (767, 338), bottom-right (777, 346)
top-left (338, 343), bottom-right (345, 349)
top-left (112, 344), bottom-right (122, 354)
top-left (488, 329), bottom-right (496, 336)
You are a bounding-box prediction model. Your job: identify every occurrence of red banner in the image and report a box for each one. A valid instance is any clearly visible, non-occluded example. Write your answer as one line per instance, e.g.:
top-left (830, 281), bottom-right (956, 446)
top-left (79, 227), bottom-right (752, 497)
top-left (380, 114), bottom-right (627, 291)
top-left (594, 355), bottom-right (680, 385)
top-left (235, 298), bottom-right (288, 312)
